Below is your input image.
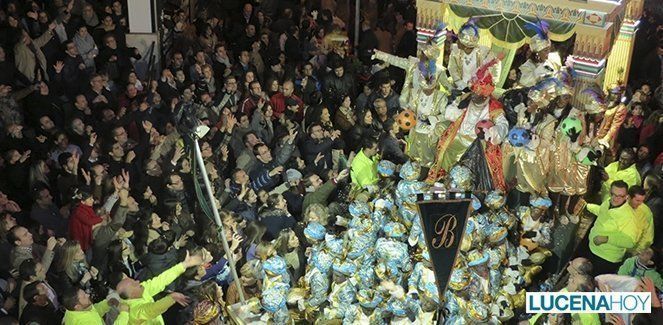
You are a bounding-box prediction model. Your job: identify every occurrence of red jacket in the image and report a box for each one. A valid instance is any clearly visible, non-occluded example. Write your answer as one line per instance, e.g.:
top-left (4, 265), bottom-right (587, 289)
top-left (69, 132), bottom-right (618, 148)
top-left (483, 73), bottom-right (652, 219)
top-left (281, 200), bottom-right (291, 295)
top-left (269, 93), bottom-right (304, 120)
top-left (68, 204), bottom-right (102, 251)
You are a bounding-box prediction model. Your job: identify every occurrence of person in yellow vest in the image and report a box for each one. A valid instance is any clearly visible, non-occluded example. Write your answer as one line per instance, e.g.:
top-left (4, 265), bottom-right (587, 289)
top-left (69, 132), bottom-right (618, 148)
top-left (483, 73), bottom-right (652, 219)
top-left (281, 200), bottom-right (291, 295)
top-left (627, 185), bottom-right (654, 254)
top-left (113, 250), bottom-right (204, 325)
top-left (599, 149), bottom-right (641, 201)
top-left (350, 138), bottom-right (380, 188)
top-left (62, 288), bottom-right (129, 324)
top-left (585, 180), bottom-right (639, 275)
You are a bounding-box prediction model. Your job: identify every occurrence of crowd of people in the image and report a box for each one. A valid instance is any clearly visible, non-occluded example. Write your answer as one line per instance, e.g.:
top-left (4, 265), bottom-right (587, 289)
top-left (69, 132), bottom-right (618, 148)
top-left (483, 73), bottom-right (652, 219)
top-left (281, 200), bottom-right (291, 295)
top-left (0, 0), bottom-right (661, 324)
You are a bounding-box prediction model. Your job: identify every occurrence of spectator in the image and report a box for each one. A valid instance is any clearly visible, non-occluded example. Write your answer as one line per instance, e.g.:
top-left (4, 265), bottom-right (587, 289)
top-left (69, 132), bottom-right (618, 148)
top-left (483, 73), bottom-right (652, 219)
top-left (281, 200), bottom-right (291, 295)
top-left (19, 281), bottom-right (62, 325)
top-left (369, 79), bottom-right (401, 114)
top-left (618, 247), bottom-right (663, 290)
top-left (302, 169), bottom-right (349, 212)
top-left (30, 186), bottom-right (68, 238)
top-left (259, 194), bottom-right (296, 239)
top-left (14, 23), bottom-right (55, 82)
top-left (323, 61), bottom-right (355, 107)
top-left (9, 226), bottom-right (56, 276)
top-left (68, 190), bottom-right (103, 253)
top-left (269, 80), bottom-right (304, 120)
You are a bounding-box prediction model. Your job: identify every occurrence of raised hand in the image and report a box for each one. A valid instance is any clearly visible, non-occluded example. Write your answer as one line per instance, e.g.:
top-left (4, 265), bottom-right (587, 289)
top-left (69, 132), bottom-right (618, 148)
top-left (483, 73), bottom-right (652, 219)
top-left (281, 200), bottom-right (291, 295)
top-left (314, 152), bottom-right (324, 165)
top-left (46, 237), bottom-right (57, 251)
top-left (183, 250), bottom-right (204, 268)
top-left (112, 175), bottom-right (124, 192)
top-left (172, 147), bottom-right (184, 163)
top-left (19, 150), bottom-right (31, 163)
top-left (226, 114), bottom-right (237, 132)
top-left (53, 61), bottom-right (64, 74)
top-left (81, 168), bottom-right (91, 186)
top-left (121, 169), bottom-right (130, 188)
top-left (169, 292), bottom-right (191, 307)
top-left (220, 145), bottom-right (229, 160)
top-left (142, 120), bottom-right (153, 133)
top-left (335, 169), bottom-right (350, 182)
top-left (125, 151), bottom-right (136, 163)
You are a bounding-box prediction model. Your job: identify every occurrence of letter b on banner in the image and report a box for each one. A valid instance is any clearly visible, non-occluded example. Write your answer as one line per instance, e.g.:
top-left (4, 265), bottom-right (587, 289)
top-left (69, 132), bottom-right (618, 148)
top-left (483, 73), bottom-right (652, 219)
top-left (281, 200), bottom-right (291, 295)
top-left (417, 199), bottom-right (471, 300)
top-left (432, 214), bottom-right (457, 248)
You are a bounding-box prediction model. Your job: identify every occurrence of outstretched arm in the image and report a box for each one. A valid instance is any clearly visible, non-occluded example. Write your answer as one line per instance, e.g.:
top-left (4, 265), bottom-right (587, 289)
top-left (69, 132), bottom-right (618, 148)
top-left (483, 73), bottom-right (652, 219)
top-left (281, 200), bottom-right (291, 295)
top-left (372, 50), bottom-right (414, 71)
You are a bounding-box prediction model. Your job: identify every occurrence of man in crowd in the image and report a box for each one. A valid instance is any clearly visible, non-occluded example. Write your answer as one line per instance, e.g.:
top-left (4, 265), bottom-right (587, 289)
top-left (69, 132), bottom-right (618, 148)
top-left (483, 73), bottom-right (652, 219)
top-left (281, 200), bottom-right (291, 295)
top-left (584, 180), bottom-right (639, 275)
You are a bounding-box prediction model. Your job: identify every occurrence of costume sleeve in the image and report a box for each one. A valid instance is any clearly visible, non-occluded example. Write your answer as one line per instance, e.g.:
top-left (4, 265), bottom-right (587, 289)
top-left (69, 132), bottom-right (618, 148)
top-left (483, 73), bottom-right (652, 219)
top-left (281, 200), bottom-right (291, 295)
top-left (518, 61), bottom-right (538, 88)
top-left (447, 48), bottom-right (461, 84)
top-left (142, 263), bottom-right (186, 297)
top-left (490, 113), bottom-right (509, 144)
top-left (130, 296), bottom-right (175, 322)
top-left (444, 101), bottom-right (463, 122)
top-left (599, 105), bottom-right (627, 147)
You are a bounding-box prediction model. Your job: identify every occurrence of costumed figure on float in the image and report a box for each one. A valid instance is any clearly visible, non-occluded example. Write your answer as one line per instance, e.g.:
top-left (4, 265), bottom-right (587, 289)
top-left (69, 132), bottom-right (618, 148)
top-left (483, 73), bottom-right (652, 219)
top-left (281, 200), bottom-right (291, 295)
top-left (517, 18), bottom-right (561, 88)
top-left (372, 23), bottom-right (451, 168)
top-left (426, 58), bottom-right (508, 191)
top-left (505, 77), bottom-right (561, 207)
top-left (448, 18), bottom-right (501, 93)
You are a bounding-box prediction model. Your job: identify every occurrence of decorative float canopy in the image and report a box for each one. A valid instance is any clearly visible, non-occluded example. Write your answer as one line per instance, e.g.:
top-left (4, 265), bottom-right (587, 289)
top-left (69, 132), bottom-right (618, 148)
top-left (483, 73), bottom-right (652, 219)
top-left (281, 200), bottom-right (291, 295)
top-left (417, 0), bottom-right (644, 90)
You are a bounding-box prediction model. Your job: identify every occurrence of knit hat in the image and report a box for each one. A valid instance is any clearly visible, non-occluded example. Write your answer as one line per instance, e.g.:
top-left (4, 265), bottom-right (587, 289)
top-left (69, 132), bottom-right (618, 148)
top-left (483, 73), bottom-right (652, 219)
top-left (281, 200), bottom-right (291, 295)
top-left (285, 169), bottom-right (303, 182)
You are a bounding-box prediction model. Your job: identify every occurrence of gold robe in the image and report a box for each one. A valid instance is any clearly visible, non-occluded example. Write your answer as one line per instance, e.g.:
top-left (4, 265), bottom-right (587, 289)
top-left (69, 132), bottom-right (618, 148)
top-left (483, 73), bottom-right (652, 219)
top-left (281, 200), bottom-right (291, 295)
top-left (447, 44), bottom-right (499, 90)
top-left (596, 102), bottom-right (627, 150)
top-left (513, 114), bottom-right (557, 195)
top-left (548, 108), bottom-right (590, 195)
top-left (373, 50), bottom-right (451, 167)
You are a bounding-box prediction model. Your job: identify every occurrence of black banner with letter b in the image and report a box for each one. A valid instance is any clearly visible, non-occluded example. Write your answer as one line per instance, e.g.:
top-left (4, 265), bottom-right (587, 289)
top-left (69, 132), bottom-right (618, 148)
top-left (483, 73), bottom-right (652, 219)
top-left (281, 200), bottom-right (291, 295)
top-left (417, 199), bottom-right (472, 301)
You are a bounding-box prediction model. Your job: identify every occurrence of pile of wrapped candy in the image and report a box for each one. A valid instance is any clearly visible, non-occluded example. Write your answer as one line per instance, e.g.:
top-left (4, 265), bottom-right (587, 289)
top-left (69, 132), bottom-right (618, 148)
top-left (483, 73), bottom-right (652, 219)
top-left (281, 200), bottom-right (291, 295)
top-left (253, 160), bottom-right (555, 324)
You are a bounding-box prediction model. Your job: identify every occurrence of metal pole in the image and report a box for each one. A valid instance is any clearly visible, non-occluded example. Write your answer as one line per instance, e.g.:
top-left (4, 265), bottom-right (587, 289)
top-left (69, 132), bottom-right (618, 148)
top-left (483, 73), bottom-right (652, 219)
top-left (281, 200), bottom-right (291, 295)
top-left (192, 138), bottom-right (246, 303)
top-left (354, 0), bottom-right (360, 47)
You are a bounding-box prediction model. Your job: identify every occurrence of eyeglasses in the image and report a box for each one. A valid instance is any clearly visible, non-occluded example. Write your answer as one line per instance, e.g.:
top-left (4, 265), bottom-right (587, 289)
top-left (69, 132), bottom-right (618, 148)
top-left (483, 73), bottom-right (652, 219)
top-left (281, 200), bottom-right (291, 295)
top-left (610, 191), bottom-right (627, 198)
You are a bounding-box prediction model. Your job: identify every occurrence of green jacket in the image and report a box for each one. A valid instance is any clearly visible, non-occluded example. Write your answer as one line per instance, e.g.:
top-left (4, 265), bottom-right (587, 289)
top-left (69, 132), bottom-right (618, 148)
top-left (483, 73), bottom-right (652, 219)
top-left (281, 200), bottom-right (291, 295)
top-left (587, 200), bottom-right (638, 263)
top-left (618, 256), bottom-right (663, 291)
top-left (302, 180), bottom-right (337, 212)
top-left (123, 263), bottom-right (186, 324)
top-left (64, 300), bottom-right (129, 324)
top-left (350, 150), bottom-right (379, 188)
